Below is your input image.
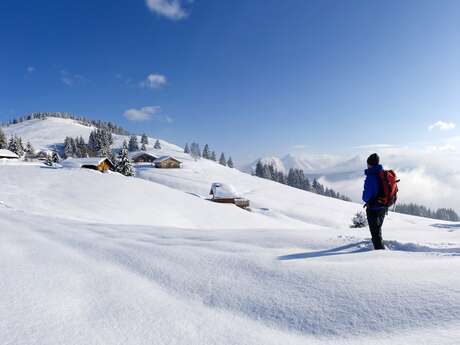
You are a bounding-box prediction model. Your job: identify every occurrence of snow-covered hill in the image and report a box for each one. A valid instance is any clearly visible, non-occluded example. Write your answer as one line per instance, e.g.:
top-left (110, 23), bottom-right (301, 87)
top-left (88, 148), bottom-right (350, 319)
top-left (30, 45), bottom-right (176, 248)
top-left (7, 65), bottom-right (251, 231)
top-left (2, 117), bottom-right (181, 153)
top-left (1, 118), bottom-right (460, 345)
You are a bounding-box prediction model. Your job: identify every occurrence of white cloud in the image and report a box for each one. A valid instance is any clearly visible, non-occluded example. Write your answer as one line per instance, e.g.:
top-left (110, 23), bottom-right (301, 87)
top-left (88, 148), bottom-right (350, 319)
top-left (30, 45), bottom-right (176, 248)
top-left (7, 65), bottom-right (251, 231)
top-left (60, 70), bottom-right (88, 86)
top-left (123, 106), bottom-right (161, 121)
top-left (145, 0), bottom-right (188, 20)
top-left (140, 73), bottom-right (167, 89)
top-left (26, 66), bottom-right (36, 73)
top-left (428, 121), bottom-right (456, 131)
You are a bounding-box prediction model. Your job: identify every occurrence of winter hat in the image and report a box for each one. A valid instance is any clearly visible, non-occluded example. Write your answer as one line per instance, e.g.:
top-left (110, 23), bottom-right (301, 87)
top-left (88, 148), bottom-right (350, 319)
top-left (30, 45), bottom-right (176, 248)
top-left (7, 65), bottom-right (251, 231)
top-left (367, 153), bottom-right (380, 166)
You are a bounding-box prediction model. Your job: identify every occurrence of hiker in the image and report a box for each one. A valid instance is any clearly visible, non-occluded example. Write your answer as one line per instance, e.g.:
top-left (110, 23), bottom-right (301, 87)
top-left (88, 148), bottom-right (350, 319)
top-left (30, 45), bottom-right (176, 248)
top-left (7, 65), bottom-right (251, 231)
top-left (362, 153), bottom-right (386, 250)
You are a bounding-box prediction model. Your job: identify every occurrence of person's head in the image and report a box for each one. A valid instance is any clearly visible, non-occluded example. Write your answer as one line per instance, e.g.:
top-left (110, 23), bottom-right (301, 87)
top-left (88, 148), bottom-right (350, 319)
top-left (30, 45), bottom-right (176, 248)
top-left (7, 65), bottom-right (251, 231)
top-left (367, 153), bottom-right (379, 168)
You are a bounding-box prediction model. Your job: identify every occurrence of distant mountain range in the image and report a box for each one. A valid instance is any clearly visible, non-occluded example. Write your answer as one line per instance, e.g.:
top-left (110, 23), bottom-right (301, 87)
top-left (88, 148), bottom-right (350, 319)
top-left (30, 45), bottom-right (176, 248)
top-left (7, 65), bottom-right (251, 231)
top-left (243, 153), bottom-right (365, 181)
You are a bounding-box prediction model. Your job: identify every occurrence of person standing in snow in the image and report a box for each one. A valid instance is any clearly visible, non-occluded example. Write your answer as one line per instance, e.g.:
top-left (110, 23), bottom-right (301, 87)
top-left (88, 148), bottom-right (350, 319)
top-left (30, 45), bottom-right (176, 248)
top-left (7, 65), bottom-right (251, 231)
top-left (362, 153), bottom-right (386, 250)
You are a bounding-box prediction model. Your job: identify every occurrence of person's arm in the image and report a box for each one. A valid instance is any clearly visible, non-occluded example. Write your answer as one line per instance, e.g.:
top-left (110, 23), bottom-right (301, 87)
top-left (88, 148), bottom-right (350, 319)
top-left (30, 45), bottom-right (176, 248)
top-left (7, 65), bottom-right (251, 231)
top-left (362, 176), bottom-right (377, 203)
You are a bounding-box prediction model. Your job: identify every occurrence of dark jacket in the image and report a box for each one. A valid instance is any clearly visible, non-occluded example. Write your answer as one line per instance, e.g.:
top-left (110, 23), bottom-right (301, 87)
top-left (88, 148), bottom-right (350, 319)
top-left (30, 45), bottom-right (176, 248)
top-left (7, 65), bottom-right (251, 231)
top-left (362, 164), bottom-right (385, 210)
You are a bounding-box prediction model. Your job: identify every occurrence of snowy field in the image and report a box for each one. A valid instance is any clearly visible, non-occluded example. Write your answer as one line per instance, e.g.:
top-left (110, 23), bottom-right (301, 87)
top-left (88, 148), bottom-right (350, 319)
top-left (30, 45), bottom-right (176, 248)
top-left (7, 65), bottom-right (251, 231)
top-left (1, 118), bottom-right (460, 344)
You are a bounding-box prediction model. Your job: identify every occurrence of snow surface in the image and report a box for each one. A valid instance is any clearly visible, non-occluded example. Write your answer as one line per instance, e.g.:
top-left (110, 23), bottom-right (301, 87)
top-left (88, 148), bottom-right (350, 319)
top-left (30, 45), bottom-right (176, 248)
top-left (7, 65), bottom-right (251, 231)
top-left (1, 118), bottom-right (460, 344)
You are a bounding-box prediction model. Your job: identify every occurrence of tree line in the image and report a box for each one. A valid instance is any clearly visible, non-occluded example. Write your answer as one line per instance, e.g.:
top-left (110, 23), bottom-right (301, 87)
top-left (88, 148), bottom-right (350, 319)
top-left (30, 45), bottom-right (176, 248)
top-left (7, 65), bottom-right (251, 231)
top-left (0, 129), bottom-right (35, 159)
top-left (394, 203), bottom-right (459, 222)
top-left (184, 142), bottom-right (234, 168)
top-left (2, 112), bottom-right (129, 136)
top-left (254, 160), bottom-right (352, 202)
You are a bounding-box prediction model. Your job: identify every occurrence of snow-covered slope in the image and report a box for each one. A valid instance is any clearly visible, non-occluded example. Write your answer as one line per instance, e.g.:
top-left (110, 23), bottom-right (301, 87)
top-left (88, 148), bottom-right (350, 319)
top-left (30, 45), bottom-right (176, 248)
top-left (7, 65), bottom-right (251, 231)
top-left (1, 118), bottom-right (460, 345)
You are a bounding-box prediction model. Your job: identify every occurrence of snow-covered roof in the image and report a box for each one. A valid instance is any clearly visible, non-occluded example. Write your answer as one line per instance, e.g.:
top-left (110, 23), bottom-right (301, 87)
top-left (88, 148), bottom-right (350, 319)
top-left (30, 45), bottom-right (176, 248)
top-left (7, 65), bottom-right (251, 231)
top-left (209, 182), bottom-right (240, 199)
top-left (154, 155), bottom-right (181, 163)
top-left (0, 149), bottom-right (19, 159)
top-left (130, 151), bottom-right (158, 160)
top-left (62, 157), bottom-right (113, 168)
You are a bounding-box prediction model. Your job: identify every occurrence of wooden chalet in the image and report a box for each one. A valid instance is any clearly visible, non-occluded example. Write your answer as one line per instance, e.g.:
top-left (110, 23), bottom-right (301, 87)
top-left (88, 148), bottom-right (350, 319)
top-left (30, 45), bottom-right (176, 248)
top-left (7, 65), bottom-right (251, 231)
top-left (154, 156), bottom-right (182, 169)
top-left (65, 157), bottom-right (115, 172)
top-left (0, 149), bottom-right (19, 160)
top-left (209, 182), bottom-right (250, 209)
top-left (131, 151), bottom-right (158, 163)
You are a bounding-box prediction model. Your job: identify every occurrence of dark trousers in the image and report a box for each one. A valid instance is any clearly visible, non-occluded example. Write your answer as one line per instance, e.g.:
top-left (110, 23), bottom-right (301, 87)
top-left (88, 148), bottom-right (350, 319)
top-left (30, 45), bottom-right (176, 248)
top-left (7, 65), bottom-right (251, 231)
top-left (366, 208), bottom-right (386, 250)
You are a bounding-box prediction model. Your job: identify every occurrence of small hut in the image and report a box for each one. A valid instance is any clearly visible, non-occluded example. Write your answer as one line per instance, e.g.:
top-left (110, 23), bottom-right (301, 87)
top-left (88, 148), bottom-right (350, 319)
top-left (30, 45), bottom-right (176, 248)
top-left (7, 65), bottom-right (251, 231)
top-left (0, 149), bottom-right (19, 160)
top-left (64, 157), bottom-right (115, 172)
top-left (154, 156), bottom-right (182, 169)
top-left (209, 182), bottom-right (250, 209)
top-left (131, 152), bottom-right (158, 163)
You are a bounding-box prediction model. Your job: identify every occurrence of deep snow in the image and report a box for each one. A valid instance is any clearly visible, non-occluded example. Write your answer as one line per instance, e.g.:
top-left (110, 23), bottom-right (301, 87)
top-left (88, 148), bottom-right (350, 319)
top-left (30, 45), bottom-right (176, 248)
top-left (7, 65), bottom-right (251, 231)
top-left (1, 118), bottom-right (460, 344)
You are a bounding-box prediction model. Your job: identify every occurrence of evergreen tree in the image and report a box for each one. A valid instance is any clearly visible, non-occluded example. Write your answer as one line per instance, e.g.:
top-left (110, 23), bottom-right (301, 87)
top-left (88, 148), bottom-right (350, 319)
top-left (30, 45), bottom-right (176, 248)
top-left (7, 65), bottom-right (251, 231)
top-left (116, 141), bottom-right (135, 176)
top-left (190, 142), bottom-right (201, 160)
top-left (25, 142), bottom-right (35, 159)
top-left (261, 164), bottom-right (272, 179)
top-left (219, 153), bottom-right (227, 166)
top-left (210, 151), bottom-right (217, 161)
top-left (0, 128), bottom-right (6, 149)
top-left (184, 143), bottom-right (190, 154)
top-left (227, 156), bottom-right (234, 168)
top-left (64, 137), bottom-right (74, 158)
top-left (141, 133), bottom-right (149, 145)
top-left (8, 135), bottom-right (24, 156)
top-left (154, 139), bottom-right (161, 149)
top-left (87, 129), bottom-right (113, 157)
top-left (255, 161), bottom-right (264, 177)
top-left (350, 212), bottom-right (368, 228)
top-left (141, 142), bottom-right (147, 151)
top-left (128, 135), bottom-right (139, 152)
top-left (52, 151), bottom-right (60, 163)
top-left (76, 136), bottom-right (88, 158)
top-left (202, 144), bottom-right (211, 159)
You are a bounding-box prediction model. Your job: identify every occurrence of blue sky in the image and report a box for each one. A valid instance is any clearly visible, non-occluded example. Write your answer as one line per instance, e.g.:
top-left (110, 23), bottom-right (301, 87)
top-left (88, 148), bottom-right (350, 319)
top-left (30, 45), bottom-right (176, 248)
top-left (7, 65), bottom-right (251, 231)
top-left (1, 0), bottom-right (459, 162)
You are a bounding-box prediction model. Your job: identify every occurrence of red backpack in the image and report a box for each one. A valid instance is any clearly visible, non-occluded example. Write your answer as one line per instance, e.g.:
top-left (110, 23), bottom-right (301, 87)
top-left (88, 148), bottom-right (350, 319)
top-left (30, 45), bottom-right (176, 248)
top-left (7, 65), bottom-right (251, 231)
top-left (377, 170), bottom-right (399, 207)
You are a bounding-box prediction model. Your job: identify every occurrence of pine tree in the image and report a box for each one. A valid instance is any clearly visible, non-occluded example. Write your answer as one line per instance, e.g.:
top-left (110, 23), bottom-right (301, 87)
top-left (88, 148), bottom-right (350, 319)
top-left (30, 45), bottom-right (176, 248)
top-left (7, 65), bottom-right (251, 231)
top-left (52, 151), bottom-right (60, 163)
top-left (154, 139), bottom-right (161, 149)
top-left (227, 156), bottom-right (234, 168)
top-left (255, 161), bottom-right (264, 177)
top-left (202, 144), bottom-right (211, 159)
top-left (141, 142), bottom-right (147, 151)
top-left (261, 164), bottom-right (272, 179)
top-left (25, 142), bottom-right (35, 159)
top-left (210, 151), bottom-right (217, 161)
top-left (141, 133), bottom-right (149, 145)
top-left (128, 135), bottom-right (139, 152)
top-left (8, 135), bottom-right (24, 156)
top-left (76, 136), bottom-right (88, 158)
top-left (0, 128), bottom-right (6, 149)
top-left (219, 153), bottom-right (227, 166)
top-left (350, 212), bottom-right (368, 228)
top-left (116, 141), bottom-right (134, 176)
top-left (190, 142), bottom-right (201, 160)
top-left (64, 137), bottom-right (74, 158)
top-left (184, 143), bottom-right (190, 154)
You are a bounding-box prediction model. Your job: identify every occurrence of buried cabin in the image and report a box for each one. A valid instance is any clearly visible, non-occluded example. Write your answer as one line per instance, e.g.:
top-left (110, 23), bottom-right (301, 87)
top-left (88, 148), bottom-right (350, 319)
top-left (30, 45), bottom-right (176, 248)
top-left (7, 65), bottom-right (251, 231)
top-left (209, 182), bottom-right (250, 209)
top-left (64, 157), bottom-right (115, 172)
